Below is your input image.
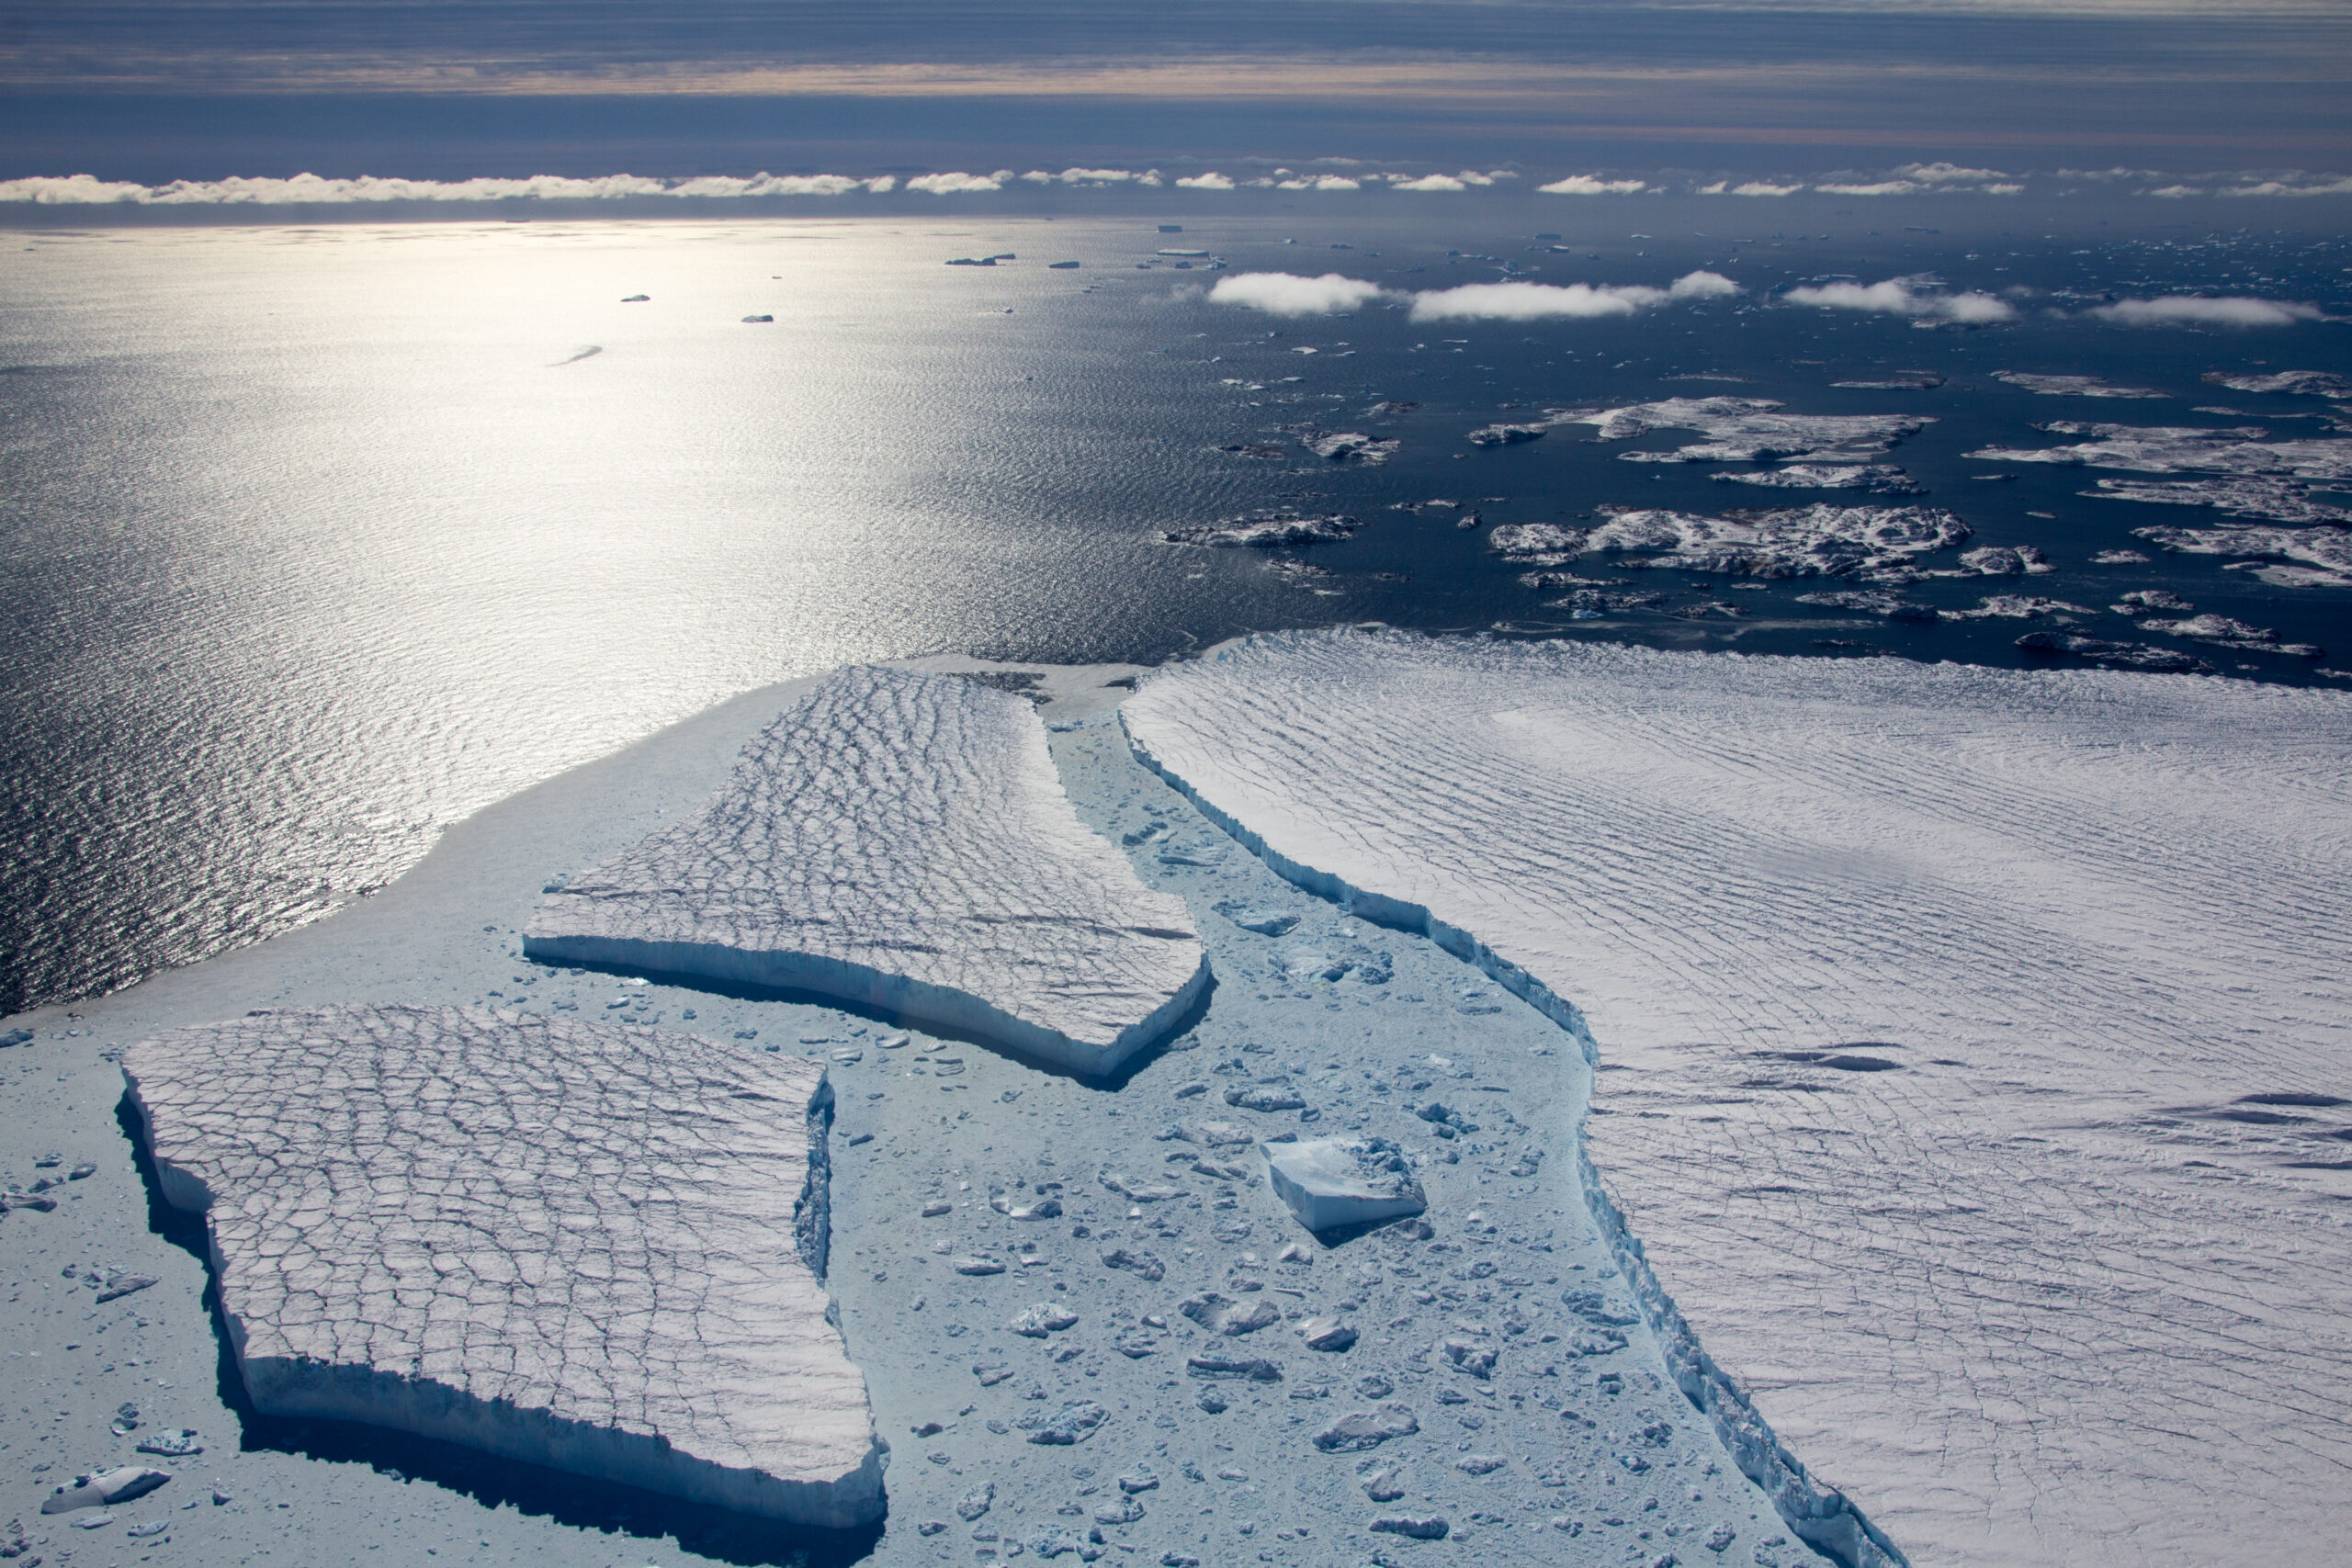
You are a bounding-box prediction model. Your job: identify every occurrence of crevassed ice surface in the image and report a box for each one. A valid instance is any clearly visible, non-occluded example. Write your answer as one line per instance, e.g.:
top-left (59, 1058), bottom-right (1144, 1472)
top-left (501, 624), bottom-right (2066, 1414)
top-left (123, 1005), bottom-right (882, 1526)
top-left (528, 666), bottom-right (1206, 1074)
top-left (1123, 627), bottom-right (2352, 1568)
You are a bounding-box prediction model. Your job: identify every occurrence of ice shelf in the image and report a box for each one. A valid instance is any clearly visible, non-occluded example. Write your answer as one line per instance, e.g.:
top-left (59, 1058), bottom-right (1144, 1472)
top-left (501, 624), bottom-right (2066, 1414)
top-left (1124, 627), bottom-right (2352, 1568)
top-left (123, 1005), bottom-right (883, 1527)
top-left (526, 666), bottom-right (1207, 1077)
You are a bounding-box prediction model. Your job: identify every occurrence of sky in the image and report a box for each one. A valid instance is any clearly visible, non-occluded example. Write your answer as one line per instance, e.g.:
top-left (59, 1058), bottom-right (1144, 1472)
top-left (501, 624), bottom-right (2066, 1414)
top-left (1, 1), bottom-right (2348, 186)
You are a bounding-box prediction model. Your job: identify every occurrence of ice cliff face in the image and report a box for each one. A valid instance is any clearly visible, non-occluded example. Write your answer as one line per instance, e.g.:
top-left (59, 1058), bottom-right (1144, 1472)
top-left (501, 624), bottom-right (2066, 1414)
top-left (527, 666), bottom-right (1207, 1076)
top-left (1124, 629), bottom-right (2352, 1568)
top-left (123, 1006), bottom-right (882, 1527)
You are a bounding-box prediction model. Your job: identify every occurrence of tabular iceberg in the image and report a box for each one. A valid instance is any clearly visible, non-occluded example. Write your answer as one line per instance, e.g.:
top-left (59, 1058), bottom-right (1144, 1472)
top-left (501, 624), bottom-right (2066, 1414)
top-left (527, 666), bottom-right (1207, 1076)
top-left (123, 1005), bottom-right (883, 1527)
top-left (1124, 628), bottom-right (2352, 1568)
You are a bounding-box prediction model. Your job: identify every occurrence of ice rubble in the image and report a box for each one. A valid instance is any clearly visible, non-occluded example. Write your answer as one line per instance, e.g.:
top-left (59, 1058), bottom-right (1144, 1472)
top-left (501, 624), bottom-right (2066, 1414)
top-left (1165, 513), bottom-right (1361, 547)
top-left (1125, 628), bottom-right (2352, 1568)
top-left (527, 667), bottom-right (1205, 1076)
top-left (1990, 371), bottom-right (2165, 399)
top-left (1968, 421), bottom-right (2352, 480)
top-left (1489, 503), bottom-right (1971, 579)
top-left (1544, 396), bottom-right (1934, 464)
top-left (123, 1005), bottom-right (882, 1526)
top-left (1709, 464), bottom-right (1921, 493)
top-left (1261, 1137), bottom-right (1427, 1233)
top-left (2085, 475), bottom-right (2352, 525)
top-left (2202, 368), bottom-right (2350, 399)
top-left (2132, 522), bottom-right (2352, 588)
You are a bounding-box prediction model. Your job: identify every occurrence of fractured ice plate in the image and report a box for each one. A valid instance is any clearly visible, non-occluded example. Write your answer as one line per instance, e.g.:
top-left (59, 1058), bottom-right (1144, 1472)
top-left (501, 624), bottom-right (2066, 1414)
top-left (124, 1005), bottom-right (882, 1527)
top-left (526, 666), bottom-right (1208, 1077)
top-left (1263, 1137), bottom-right (1426, 1233)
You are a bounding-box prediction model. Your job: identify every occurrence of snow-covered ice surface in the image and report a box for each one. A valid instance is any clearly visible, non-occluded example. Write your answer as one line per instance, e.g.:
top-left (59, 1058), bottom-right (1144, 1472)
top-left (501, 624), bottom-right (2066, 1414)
top-left (1708, 465), bottom-right (1921, 494)
top-left (1990, 372), bottom-right (2166, 400)
top-left (1970, 421), bottom-right (2352, 480)
top-left (1165, 513), bottom-right (1362, 547)
top-left (1545, 397), bottom-right (1933, 464)
top-left (526, 666), bottom-right (1206, 1077)
top-left (1571, 504), bottom-right (1971, 580)
top-left (2086, 475), bottom-right (2352, 526)
top-left (2202, 369), bottom-right (2351, 400)
top-left (1124, 627), bottom-right (2352, 1568)
top-left (123, 1004), bottom-right (882, 1526)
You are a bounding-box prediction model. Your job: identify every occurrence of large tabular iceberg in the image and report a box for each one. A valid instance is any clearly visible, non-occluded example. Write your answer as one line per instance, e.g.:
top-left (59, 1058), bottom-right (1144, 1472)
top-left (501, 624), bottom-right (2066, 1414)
top-left (1124, 629), bottom-right (2352, 1568)
top-left (124, 1005), bottom-right (883, 1527)
top-left (527, 667), bottom-right (1207, 1076)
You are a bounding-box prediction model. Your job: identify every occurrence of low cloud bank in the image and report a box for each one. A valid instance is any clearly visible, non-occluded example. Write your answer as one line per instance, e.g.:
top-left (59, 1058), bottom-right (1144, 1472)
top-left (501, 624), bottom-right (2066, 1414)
top-left (907, 171), bottom-right (1012, 195)
top-left (1019, 167), bottom-right (1160, 186)
top-left (1539, 175), bottom-right (1646, 195)
top-left (0, 171), bottom-right (904, 204)
top-left (1207, 273), bottom-right (1389, 316)
top-left (2091, 296), bottom-right (2325, 327)
top-left (1785, 277), bottom-right (2017, 323)
top-left (1409, 271), bottom-right (1737, 321)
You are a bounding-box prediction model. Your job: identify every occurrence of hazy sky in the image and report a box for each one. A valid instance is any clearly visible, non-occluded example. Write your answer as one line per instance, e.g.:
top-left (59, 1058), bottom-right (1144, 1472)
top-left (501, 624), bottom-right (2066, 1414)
top-left (3, 1), bottom-right (2348, 178)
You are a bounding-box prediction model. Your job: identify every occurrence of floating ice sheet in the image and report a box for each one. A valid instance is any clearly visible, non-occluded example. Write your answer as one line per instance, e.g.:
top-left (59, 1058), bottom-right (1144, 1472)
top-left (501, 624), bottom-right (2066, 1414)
top-left (1544, 396), bottom-right (1933, 464)
top-left (1577, 503), bottom-right (1970, 579)
top-left (1125, 628), bottom-right (2352, 1568)
top-left (1970, 421), bottom-right (2352, 479)
top-left (2085, 475), bottom-right (2352, 525)
top-left (527, 667), bottom-right (1206, 1076)
top-left (124, 1005), bottom-right (881, 1526)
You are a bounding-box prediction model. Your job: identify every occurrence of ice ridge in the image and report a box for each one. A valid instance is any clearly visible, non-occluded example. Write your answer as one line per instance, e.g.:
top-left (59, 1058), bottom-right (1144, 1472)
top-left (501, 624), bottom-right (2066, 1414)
top-left (527, 667), bottom-right (1207, 1077)
top-left (1118, 686), bottom-right (1909, 1568)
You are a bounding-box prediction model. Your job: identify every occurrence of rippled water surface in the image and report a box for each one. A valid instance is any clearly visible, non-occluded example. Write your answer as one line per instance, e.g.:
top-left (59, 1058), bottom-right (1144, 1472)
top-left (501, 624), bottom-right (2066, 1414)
top-left (3, 213), bottom-right (2346, 1012)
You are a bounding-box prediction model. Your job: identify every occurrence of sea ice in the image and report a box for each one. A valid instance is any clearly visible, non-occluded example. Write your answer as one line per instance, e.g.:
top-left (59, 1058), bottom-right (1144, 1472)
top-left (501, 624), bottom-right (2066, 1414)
top-left (1573, 503), bottom-right (1971, 578)
top-left (2084, 475), bottom-right (2352, 525)
top-left (1263, 1138), bottom-right (1427, 1233)
top-left (2131, 522), bottom-right (2352, 586)
top-left (1545, 396), bottom-right (1933, 464)
top-left (1165, 513), bottom-right (1362, 547)
top-left (1126, 628), bottom-right (2352, 1568)
top-left (1968, 422), bottom-right (2352, 480)
top-left (123, 1005), bottom-right (882, 1526)
top-left (1300, 431), bottom-right (1398, 464)
top-left (2202, 368), bottom-right (2351, 399)
top-left (1709, 464), bottom-right (1921, 493)
top-left (1991, 371), bottom-right (2166, 399)
top-left (526, 667), bottom-right (1206, 1076)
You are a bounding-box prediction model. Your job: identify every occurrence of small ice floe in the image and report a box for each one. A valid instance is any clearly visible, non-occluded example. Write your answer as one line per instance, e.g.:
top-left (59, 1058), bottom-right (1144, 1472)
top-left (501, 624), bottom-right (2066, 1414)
top-left (2133, 523), bottom-right (2352, 587)
top-left (1831, 373), bottom-right (1944, 389)
top-left (2016, 631), bottom-right (2213, 672)
top-left (2203, 369), bottom-right (2350, 399)
top-left (2086, 477), bottom-right (2352, 525)
top-left (1544, 503), bottom-right (1971, 580)
top-left (1301, 431), bottom-right (1399, 464)
top-left (43, 1467), bottom-right (170, 1514)
top-left (1212, 901), bottom-right (1300, 936)
top-left (1551, 396), bottom-right (1934, 464)
top-left (1465, 423), bottom-right (1545, 447)
top-left (1163, 513), bottom-right (1361, 547)
top-left (2111, 589), bottom-right (2193, 615)
top-left (1711, 464), bottom-right (1921, 494)
top-left (1264, 1138), bottom-right (1425, 1233)
top-left (1956, 544), bottom-right (2054, 575)
top-left (2139, 614), bottom-right (2324, 658)
top-left (1994, 371), bottom-right (2167, 399)
top-left (1795, 591), bottom-right (1938, 620)
top-left (1944, 595), bottom-right (2092, 620)
top-left (1969, 422), bottom-right (2352, 481)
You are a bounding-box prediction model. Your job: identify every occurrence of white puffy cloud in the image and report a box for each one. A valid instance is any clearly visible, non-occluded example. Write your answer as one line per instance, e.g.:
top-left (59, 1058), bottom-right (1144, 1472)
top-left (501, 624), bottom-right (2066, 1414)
top-left (1276, 175), bottom-right (1362, 191)
top-left (907, 171), bottom-right (1012, 194)
top-left (1730, 181), bottom-right (1805, 197)
top-left (1017, 167), bottom-right (1161, 186)
top-left (2090, 296), bottom-right (2324, 327)
top-left (1539, 175), bottom-right (1646, 195)
top-left (1208, 272), bottom-right (1388, 315)
top-left (1392, 174), bottom-right (1468, 191)
top-left (2146, 185), bottom-right (2205, 198)
top-left (1408, 271), bottom-right (1737, 321)
top-left (1668, 270), bottom-right (1742, 299)
top-left (0, 171), bottom-right (914, 204)
top-left (1815, 181), bottom-right (1922, 197)
top-left (2221, 176), bottom-right (2352, 197)
top-left (1175, 172), bottom-right (1234, 190)
top-left (1898, 162), bottom-right (2012, 183)
top-left (1784, 277), bottom-right (2018, 322)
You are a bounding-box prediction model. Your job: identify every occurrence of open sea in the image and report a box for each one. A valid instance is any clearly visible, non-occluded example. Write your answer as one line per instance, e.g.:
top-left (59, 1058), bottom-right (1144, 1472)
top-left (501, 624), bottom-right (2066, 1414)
top-left (3, 205), bottom-right (2347, 1014)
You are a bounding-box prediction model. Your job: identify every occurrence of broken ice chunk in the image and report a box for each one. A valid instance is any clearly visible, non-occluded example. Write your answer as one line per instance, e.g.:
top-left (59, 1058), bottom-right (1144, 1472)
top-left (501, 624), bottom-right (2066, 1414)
top-left (1263, 1138), bottom-right (1427, 1233)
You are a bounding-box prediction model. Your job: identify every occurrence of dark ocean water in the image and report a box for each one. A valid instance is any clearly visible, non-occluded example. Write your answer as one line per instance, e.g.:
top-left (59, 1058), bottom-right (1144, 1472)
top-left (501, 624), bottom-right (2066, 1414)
top-left (3, 205), bottom-right (2347, 1013)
